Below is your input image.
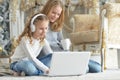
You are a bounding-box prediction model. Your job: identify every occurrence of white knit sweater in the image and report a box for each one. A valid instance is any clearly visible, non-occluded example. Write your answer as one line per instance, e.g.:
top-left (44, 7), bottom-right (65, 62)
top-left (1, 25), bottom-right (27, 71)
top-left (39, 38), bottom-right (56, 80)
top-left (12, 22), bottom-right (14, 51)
top-left (11, 37), bottom-right (53, 72)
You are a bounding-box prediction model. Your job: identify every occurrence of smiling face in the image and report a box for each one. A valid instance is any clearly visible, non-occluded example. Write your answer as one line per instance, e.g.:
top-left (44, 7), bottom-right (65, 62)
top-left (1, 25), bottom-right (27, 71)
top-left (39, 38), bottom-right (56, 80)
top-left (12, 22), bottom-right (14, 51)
top-left (33, 20), bottom-right (49, 40)
top-left (47, 5), bottom-right (62, 23)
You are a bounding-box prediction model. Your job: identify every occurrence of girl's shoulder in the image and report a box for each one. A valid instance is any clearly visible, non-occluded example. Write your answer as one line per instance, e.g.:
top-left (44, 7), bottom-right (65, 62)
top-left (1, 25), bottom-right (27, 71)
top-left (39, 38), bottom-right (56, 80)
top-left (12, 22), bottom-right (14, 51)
top-left (43, 39), bottom-right (49, 44)
top-left (21, 36), bottom-right (30, 43)
top-left (44, 39), bottom-right (48, 43)
top-left (21, 36), bottom-right (28, 41)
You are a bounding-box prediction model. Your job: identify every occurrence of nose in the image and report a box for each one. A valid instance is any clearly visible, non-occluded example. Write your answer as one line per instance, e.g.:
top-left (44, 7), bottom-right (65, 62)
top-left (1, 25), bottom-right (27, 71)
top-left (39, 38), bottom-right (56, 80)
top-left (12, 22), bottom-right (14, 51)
top-left (54, 14), bottom-right (58, 19)
top-left (42, 28), bottom-right (47, 33)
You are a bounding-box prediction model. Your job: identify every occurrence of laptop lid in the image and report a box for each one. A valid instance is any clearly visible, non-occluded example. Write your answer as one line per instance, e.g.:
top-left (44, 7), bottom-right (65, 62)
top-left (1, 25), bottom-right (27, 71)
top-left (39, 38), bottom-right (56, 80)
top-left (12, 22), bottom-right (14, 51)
top-left (48, 51), bottom-right (91, 76)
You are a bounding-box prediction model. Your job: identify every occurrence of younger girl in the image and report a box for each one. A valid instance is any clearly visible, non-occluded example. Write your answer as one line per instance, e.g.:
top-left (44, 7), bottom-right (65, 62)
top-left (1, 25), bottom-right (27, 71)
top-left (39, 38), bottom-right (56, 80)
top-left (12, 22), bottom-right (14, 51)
top-left (10, 13), bottom-right (53, 76)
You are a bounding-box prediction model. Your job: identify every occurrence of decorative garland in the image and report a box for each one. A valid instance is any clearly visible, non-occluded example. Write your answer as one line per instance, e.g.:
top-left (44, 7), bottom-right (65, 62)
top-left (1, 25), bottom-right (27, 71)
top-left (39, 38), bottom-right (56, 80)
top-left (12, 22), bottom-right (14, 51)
top-left (20, 0), bottom-right (36, 11)
top-left (0, 0), bottom-right (3, 3)
top-left (0, 0), bottom-right (12, 56)
top-left (116, 0), bottom-right (120, 2)
top-left (79, 0), bottom-right (99, 9)
top-left (79, 0), bottom-right (99, 14)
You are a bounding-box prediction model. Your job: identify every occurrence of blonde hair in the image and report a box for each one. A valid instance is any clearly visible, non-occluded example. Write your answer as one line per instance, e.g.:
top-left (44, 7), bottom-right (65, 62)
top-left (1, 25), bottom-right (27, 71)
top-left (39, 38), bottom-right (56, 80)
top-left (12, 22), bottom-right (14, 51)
top-left (41, 0), bottom-right (65, 32)
top-left (17, 13), bottom-right (49, 44)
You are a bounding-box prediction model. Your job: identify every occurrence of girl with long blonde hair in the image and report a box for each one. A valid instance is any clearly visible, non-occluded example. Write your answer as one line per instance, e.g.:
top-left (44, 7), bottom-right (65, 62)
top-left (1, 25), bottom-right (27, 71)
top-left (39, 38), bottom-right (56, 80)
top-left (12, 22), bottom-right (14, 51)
top-left (41, 0), bottom-right (65, 51)
top-left (10, 13), bottom-right (53, 76)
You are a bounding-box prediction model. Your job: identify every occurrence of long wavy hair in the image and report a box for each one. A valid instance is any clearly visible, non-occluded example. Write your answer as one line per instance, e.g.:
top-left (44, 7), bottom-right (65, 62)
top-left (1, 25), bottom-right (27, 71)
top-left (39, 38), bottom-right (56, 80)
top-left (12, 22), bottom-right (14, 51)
top-left (41, 0), bottom-right (65, 32)
top-left (17, 13), bottom-right (49, 44)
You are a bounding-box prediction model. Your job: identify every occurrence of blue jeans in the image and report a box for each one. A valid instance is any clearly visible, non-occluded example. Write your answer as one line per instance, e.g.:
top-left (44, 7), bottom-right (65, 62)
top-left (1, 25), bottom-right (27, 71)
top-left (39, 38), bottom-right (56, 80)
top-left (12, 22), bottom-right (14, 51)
top-left (87, 60), bottom-right (101, 73)
top-left (10, 54), bottom-right (52, 76)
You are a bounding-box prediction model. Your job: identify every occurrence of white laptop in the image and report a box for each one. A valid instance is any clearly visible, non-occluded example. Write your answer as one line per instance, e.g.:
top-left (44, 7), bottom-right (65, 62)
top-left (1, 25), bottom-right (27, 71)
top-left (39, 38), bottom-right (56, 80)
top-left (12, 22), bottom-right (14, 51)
top-left (44, 51), bottom-right (91, 76)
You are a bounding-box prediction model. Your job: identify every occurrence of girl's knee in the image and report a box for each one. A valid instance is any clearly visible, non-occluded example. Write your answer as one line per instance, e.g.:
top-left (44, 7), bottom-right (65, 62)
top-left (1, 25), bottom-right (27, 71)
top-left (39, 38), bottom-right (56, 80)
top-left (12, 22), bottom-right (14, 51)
top-left (25, 67), bottom-right (38, 76)
top-left (21, 61), bottom-right (39, 76)
top-left (89, 60), bottom-right (101, 73)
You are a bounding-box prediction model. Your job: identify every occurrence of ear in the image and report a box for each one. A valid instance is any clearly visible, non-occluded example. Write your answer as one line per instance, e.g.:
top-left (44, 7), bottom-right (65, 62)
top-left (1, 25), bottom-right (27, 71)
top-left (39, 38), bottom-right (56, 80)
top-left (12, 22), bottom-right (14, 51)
top-left (30, 24), bottom-right (36, 32)
top-left (30, 14), bottom-right (45, 32)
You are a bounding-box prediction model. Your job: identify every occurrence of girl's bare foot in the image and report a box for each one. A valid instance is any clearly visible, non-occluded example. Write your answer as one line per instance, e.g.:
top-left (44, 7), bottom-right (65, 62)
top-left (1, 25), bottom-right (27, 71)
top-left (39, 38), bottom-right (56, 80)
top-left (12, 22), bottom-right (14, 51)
top-left (11, 71), bottom-right (21, 76)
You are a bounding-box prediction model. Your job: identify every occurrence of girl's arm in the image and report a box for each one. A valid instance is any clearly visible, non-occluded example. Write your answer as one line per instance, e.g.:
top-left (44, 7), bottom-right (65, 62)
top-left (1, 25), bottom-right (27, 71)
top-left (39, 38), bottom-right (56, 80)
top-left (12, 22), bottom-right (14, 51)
top-left (42, 39), bottom-right (53, 55)
top-left (21, 37), bottom-right (49, 73)
top-left (57, 30), bottom-right (64, 42)
top-left (57, 31), bottom-right (64, 48)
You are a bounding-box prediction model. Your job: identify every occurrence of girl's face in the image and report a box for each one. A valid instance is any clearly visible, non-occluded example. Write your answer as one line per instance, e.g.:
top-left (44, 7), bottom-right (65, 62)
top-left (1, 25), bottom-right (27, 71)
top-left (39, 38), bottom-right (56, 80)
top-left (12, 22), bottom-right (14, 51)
top-left (33, 20), bottom-right (48, 39)
top-left (48, 5), bottom-right (62, 23)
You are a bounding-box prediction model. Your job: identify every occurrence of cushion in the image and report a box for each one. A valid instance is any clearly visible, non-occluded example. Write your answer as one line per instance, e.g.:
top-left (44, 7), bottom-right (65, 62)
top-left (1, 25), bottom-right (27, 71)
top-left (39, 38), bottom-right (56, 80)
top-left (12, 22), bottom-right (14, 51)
top-left (70, 30), bottom-right (99, 44)
top-left (73, 14), bottom-right (100, 32)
